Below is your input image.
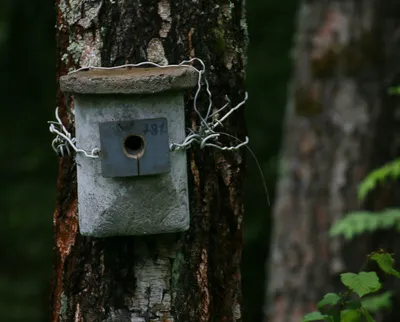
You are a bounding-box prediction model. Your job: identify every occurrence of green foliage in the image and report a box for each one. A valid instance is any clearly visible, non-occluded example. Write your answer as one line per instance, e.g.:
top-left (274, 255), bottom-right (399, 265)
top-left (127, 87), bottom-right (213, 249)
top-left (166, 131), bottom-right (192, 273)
top-left (329, 209), bottom-right (400, 240)
top-left (360, 308), bottom-right (375, 322)
top-left (340, 272), bottom-right (381, 298)
top-left (361, 292), bottom-right (392, 313)
top-left (305, 157), bottom-right (400, 322)
top-left (329, 158), bottom-right (400, 241)
top-left (370, 252), bottom-right (400, 278)
top-left (318, 293), bottom-right (341, 309)
top-left (302, 311), bottom-right (331, 322)
top-left (358, 158), bottom-right (400, 200)
top-left (302, 251), bottom-right (400, 322)
top-left (340, 309), bottom-right (362, 322)
top-left (388, 86), bottom-right (400, 95)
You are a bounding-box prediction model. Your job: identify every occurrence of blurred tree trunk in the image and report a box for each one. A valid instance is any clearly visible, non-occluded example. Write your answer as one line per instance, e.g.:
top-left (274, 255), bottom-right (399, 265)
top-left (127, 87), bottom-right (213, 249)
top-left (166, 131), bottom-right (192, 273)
top-left (51, 1), bottom-right (247, 321)
top-left (265, 1), bottom-right (400, 321)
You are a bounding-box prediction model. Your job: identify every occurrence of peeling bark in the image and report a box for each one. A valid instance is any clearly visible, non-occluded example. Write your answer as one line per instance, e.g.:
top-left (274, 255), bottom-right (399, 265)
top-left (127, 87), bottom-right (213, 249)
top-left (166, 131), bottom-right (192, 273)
top-left (52, 1), bottom-right (248, 321)
top-left (265, 1), bottom-right (400, 321)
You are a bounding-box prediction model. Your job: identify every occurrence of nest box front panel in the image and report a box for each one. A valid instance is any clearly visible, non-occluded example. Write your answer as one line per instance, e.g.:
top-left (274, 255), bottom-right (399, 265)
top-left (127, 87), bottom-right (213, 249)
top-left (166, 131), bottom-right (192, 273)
top-left (99, 118), bottom-right (171, 177)
top-left (73, 93), bottom-right (189, 237)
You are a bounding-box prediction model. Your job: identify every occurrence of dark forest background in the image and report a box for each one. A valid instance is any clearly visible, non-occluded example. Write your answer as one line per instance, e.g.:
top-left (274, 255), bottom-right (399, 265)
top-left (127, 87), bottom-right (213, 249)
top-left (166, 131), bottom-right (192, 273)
top-left (0, 1), bottom-right (297, 321)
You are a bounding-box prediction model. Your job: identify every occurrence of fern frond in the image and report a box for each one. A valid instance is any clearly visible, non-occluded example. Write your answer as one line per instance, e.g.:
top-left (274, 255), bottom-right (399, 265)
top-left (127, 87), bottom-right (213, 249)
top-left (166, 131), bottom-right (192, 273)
top-left (329, 209), bottom-right (400, 240)
top-left (388, 86), bottom-right (400, 95)
top-left (358, 159), bottom-right (400, 201)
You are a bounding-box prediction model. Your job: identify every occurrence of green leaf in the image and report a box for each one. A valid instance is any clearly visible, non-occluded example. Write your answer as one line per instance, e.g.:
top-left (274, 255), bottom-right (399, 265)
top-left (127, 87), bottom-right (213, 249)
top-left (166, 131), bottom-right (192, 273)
top-left (380, 209), bottom-right (400, 229)
top-left (340, 309), bottom-right (362, 322)
top-left (362, 292), bottom-right (392, 313)
top-left (358, 159), bottom-right (400, 200)
top-left (340, 272), bottom-right (381, 298)
top-left (330, 212), bottom-right (378, 240)
top-left (329, 209), bottom-right (400, 241)
top-left (343, 300), bottom-right (362, 311)
top-left (388, 86), bottom-right (400, 95)
top-left (318, 293), bottom-right (341, 309)
top-left (323, 309), bottom-right (340, 322)
top-left (302, 311), bottom-right (330, 321)
top-left (370, 253), bottom-right (400, 278)
top-left (360, 307), bottom-right (375, 322)
top-left (358, 178), bottom-right (377, 201)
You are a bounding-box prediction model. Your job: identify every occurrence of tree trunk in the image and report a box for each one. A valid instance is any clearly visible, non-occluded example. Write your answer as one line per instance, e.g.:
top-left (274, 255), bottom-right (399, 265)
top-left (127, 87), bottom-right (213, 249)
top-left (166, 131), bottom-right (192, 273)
top-left (52, 1), bottom-right (247, 321)
top-left (265, 1), bottom-right (400, 321)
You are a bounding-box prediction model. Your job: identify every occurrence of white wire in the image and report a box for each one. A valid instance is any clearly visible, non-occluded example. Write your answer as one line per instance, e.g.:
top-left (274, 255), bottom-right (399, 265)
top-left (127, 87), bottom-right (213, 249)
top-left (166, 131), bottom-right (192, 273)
top-left (209, 95), bottom-right (231, 119)
top-left (48, 107), bottom-right (100, 158)
top-left (211, 92), bottom-right (248, 130)
top-left (217, 132), bottom-right (270, 205)
top-left (49, 59), bottom-right (271, 207)
top-left (49, 58), bottom-right (249, 157)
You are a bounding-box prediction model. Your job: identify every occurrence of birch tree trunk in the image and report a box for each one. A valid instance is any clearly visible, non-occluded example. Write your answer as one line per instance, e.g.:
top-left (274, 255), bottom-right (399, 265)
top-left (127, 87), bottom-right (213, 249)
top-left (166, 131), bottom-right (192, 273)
top-left (265, 1), bottom-right (400, 321)
top-left (52, 1), bottom-right (248, 321)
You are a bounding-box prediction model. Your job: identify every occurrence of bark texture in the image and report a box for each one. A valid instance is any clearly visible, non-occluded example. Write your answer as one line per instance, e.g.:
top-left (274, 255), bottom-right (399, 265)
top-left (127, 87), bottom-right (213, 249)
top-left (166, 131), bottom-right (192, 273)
top-left (265, 1), bottom-right (400, 321)
top-left (52, 1), bottom-right (248, 321)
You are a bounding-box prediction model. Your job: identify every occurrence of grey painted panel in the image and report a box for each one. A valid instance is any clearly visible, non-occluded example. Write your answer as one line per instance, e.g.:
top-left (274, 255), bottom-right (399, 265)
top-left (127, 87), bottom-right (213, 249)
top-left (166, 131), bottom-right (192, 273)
top-left (99, 118), bottom-right (170, 177)
top-left (73, 92), bottom-right (189, 237)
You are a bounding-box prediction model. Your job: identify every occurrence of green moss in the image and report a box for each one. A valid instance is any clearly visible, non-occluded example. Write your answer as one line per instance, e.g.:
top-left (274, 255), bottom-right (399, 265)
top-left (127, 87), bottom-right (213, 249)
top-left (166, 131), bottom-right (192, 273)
top-left (213, 28), bottom-right (226, 54)
top-left (294, 87), bottom-right (323, 117)
top-left (67, 41), bottom-right (84, 65)
top-left (59, 292), bottom-right (68, 319)
top-left (171, 252), bottom-right (185, 294)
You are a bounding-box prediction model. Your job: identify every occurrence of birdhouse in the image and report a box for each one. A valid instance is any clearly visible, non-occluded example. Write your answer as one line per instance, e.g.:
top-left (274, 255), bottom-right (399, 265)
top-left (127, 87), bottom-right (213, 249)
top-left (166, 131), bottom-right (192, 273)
top-left (59, 66), bottom-right (197, 237)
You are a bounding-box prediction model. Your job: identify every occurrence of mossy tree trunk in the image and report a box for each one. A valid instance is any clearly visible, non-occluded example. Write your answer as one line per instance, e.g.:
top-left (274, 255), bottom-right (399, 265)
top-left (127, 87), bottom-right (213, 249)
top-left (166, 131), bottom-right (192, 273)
top-left (265, 1), bottom-right (400, 321)
top-left (52, 1), bottom-right (248, 321)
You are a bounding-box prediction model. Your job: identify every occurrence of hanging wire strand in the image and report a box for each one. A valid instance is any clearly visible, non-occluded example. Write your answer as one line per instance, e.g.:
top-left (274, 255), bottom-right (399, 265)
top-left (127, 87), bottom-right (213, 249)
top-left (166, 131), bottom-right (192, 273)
top-left (217, 132), bottom-right (271, 206)
top-left (48, 107), bottom-right (100, 158)
top-left (49, 58), bottom-right (248, 156)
